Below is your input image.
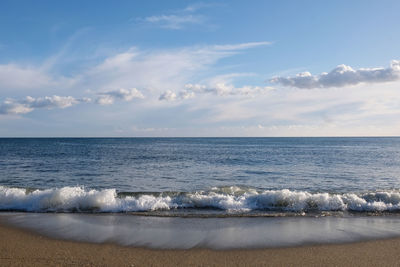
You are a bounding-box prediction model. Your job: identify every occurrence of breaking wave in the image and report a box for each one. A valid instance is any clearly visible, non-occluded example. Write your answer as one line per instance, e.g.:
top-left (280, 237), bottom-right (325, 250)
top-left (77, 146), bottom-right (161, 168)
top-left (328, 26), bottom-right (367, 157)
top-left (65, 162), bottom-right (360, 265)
top-left (1, 185), bottom-right (400, 214)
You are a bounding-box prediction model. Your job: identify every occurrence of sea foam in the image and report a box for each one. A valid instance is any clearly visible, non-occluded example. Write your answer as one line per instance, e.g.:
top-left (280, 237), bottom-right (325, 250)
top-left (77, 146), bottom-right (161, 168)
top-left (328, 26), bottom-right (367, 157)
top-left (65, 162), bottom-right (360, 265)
top-left (1, 185), bottom-right (400, 213)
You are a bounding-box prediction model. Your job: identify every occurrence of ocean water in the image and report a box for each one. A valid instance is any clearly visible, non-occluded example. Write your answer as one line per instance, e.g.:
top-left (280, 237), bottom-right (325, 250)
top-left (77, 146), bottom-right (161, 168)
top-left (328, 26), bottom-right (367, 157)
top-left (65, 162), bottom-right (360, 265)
top-left (2, 137), bottom-right (400, 248)
top-left (1, 137), bottom-right (400, 215)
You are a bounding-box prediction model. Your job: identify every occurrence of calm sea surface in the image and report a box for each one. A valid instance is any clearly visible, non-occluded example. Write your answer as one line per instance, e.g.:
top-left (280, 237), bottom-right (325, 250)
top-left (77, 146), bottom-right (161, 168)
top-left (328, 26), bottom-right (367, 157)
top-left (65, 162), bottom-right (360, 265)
top-left (1, 137), bottom-right (400, 192)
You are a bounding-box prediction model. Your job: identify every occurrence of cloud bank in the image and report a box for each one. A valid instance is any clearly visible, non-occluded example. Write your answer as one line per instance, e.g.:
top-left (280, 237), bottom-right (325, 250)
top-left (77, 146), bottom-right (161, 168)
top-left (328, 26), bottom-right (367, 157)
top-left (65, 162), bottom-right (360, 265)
top-left (0, 95), bottom-right (88, 115)
top-left (0, 88), bottom-right (145, 115)
top-left (271, 60), bottom-right (400, 89)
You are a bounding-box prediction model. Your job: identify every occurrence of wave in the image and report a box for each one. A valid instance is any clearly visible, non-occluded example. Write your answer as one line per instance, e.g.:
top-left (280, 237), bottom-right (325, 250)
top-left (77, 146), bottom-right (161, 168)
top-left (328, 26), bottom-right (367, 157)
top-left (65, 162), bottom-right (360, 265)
top-left (1, 185), bottom-right (400, 214)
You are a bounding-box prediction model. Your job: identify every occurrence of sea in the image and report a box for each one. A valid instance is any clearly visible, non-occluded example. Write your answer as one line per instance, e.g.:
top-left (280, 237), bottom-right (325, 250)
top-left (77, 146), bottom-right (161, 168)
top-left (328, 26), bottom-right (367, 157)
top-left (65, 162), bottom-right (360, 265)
top-left (1, 137), bottom-right (400, 249)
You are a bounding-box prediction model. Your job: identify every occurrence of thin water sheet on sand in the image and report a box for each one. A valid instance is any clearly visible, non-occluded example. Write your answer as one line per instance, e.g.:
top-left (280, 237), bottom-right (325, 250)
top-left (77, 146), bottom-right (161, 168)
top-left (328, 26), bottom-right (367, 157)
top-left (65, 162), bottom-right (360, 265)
top-left (2, 217), bottom-right (400, 266)
top-left (2, 213), bottom-right (400, 249)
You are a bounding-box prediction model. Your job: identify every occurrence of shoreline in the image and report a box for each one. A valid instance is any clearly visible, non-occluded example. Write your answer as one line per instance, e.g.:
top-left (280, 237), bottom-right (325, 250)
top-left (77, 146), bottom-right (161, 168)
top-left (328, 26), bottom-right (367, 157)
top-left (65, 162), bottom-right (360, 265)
top-left (4, 212), bottom-right (400, 249)
top-left (1, 222), bottom-right (400, 266)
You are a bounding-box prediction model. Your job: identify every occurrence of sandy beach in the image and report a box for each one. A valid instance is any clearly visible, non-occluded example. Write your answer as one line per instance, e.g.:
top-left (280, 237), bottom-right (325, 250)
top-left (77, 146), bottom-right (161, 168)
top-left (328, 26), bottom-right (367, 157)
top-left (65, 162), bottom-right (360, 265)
top-left (0, 222), bottom-right (399, 266)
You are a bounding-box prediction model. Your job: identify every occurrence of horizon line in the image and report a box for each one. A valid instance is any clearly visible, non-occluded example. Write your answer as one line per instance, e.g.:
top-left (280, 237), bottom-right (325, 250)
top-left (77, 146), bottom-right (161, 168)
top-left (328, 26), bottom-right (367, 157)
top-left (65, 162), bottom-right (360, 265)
top-left (1, 136), bottom-right (400, 138)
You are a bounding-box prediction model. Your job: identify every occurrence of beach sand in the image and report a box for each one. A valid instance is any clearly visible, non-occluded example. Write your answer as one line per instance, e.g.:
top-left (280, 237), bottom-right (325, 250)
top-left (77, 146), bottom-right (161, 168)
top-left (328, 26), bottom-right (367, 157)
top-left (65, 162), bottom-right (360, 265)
top-left (1, 222), bottom-right (400, 267)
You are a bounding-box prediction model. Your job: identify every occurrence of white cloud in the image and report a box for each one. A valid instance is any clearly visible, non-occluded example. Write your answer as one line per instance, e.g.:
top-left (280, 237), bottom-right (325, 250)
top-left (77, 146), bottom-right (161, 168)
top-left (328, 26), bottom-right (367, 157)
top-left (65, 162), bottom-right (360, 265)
top-left (158, 70), bottom-right (274, 101)
top-left (159, 82), bottom-right (273, 101)
top-left (0, 99), bottom-right (33, 115)
top-left (159, 90), bottom-right (177, 101)
top-left (158, 89), bottom-right (197, 101)
top-left (96, 95), bottom-right (114, 106)
top-left (96, 88), bottom-right (144, 105)
top-left (271, 60), bottom-right (400, 89)
top-left (0, 95), bottom-right (83, 115)
top-left (189, 82), bottom-right (272, 96)
top-left (26, 95), bottom-right (79, 109)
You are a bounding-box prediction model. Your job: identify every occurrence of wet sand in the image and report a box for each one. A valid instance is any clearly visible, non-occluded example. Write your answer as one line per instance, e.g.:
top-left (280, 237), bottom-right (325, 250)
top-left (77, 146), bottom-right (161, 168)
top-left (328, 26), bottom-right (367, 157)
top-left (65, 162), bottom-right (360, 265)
top-left (1, 222), bottom-right (400, 266)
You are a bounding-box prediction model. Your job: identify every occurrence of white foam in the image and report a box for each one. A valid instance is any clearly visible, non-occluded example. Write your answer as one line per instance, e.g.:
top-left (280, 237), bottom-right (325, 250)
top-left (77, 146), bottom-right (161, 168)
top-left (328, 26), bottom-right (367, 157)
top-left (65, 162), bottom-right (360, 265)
top-left (1, 186), bottom-right (400, 213)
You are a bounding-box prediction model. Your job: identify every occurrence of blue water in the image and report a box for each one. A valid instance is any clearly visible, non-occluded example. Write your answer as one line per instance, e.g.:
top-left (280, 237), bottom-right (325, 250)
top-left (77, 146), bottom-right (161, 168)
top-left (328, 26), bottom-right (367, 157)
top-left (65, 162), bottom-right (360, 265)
top-left (1, 137), bottom-right (400, 214)
top-left (2, 137), bottom-right (400, 192)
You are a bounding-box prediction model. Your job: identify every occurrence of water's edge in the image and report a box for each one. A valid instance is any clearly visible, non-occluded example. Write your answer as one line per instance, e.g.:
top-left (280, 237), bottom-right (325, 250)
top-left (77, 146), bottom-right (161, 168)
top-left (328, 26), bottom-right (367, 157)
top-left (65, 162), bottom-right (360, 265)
top-left (2, 212), bottom-right (400, 249)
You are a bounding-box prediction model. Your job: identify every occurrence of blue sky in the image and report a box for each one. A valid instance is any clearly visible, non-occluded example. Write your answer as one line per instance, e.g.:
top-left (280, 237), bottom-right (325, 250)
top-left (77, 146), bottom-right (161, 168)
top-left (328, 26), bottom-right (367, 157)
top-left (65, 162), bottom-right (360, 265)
top-left (0, 0), bottom-right (400, 136)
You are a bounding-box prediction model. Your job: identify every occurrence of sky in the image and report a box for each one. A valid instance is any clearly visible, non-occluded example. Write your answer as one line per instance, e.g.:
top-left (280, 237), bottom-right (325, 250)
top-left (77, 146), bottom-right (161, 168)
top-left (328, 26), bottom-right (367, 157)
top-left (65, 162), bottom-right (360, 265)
top-left (0, 0), bottom-right (399, 137)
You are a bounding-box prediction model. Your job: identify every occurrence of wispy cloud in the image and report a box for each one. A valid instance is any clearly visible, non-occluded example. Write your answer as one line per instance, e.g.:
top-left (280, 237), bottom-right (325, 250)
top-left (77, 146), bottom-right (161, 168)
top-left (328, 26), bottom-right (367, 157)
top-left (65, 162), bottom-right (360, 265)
top-left (139, 3), bottom-right (212, 30)
top-left (212, 42), bottom-right (273, 51)
top-left (0, 64), bottom-right (55, 91)
top-left (271, 60), bottom-right (400, 89)
top-left (183, 2), bottom-right (219, 12)
top-left (143, 14), bottom-right (205, 30)
top-left (0, 41), bottom-right (271, 116)
top-left (83, 41), bottom-right (271, 94)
